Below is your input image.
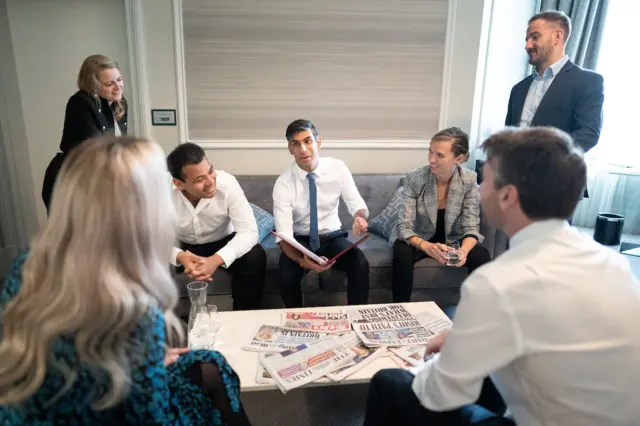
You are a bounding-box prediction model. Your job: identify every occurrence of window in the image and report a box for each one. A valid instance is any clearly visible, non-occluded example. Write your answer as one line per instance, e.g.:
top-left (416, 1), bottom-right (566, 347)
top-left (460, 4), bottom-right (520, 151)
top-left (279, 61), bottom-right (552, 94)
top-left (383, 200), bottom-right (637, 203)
top-left (590, 1), bottom-right (640, 167)
top-left (180, 0), bottom-right (448, 145)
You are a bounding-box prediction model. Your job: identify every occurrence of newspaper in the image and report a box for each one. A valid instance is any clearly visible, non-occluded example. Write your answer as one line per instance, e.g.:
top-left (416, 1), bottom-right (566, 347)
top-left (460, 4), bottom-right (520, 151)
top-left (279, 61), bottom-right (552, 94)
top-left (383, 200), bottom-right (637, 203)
top-left (256, 353), bottom-right (277, 385)
top-left (260, 336), bottom-right (355, 393)
top-left (390, 354), bottom-right (414, 369)
top-left (387, 310), bottom-right (451, 369)
top-left (280, 311), bottom-right (351, 334)
top-left (348, 304), bottom-right (434, 347)
top-left (242, 324), bottom-right (325, 352)
top-left (415, 311), bottom-right (453, 336)
top-left (326, 332), bottom-right (387, 382)
top-left (389, 346), bottom-right (427, 368)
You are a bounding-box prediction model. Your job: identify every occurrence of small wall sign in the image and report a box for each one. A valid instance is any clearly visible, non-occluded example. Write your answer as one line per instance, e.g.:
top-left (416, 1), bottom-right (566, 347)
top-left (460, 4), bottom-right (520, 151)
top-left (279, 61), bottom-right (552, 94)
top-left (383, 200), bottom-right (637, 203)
top-left (151, 109), bottom-right (177, 126)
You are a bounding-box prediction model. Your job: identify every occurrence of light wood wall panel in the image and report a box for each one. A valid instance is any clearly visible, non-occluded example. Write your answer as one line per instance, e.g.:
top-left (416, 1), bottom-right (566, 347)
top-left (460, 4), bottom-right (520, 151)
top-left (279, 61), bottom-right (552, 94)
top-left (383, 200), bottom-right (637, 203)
top-left (182, 0), bottom-right (448, 143)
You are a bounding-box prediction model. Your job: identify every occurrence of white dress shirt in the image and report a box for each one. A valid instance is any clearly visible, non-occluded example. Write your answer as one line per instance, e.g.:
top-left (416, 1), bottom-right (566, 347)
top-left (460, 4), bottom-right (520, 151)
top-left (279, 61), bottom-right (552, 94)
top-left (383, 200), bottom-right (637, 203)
top-left (272, 157), bottom-right (368, 241)
top-left (170, 170), bottom-right (258, 268)
top-left (412, 219), bottom-right (640, 426)
top-left (520, 55), bottom-right (570, 127)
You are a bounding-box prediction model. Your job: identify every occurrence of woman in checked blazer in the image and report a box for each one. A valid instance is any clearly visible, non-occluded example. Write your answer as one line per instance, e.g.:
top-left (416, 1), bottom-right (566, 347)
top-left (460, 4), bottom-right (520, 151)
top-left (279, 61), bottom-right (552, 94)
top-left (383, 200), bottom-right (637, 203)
top-left (391, 127), bottom-right (491, 303)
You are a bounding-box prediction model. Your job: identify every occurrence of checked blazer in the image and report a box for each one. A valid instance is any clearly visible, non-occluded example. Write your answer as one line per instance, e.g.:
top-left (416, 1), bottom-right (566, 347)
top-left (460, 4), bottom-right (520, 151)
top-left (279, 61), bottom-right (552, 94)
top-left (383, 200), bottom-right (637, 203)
top-left (393, 165), bottom-right (483, 245)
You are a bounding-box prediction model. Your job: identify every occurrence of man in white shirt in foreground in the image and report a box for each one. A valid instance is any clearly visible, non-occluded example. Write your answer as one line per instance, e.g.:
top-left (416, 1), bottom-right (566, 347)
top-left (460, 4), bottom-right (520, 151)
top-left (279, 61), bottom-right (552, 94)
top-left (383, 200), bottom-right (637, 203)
top-left (273, 119), bottom-right (370, 307)
top-left (363, 127), bottom-right (640, 426)
top-left (167, 143), bottom-right (265, 310)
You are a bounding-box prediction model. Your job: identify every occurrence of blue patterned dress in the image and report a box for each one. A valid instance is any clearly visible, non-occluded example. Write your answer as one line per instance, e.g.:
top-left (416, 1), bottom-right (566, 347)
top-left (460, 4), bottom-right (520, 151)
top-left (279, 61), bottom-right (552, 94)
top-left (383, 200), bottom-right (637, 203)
top-left (0, 252), bottom-right (242, 425)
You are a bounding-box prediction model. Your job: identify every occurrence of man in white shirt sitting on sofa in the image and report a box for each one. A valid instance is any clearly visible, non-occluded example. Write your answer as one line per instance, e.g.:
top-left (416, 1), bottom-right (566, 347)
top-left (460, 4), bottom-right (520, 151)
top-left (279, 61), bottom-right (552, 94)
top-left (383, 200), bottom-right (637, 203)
top-left (363, 127), bottom-right (640, 426)
top-left (273, 119), bottom-right (370, 308)
top-left (167, 143), bottom-right (265, 310)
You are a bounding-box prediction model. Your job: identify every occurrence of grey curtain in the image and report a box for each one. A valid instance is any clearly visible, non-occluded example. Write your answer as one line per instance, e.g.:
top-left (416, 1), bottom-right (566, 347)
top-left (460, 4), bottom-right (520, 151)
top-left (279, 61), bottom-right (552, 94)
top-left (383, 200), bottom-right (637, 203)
top-left (539, 0), bottom-right (609, 70)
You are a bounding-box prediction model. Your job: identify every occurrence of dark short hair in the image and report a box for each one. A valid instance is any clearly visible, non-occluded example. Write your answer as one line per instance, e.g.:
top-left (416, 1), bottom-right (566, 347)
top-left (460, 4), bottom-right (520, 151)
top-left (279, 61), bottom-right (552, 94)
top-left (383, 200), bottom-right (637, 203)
top-left (286, 119), bottom-right (319, 143)
top-left (480, 127), bottom-right (586, 220)
top-left (529, 10), bottom-right (572, 42)
top-left (431, 127), bottom-right (469, 158)
top-left (167, 142), bottom-right (206, 181)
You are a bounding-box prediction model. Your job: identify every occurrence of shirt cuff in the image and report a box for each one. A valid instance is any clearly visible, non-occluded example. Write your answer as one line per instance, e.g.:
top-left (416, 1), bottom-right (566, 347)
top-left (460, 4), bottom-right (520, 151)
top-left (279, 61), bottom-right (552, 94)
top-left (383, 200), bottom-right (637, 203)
top-left (355, 207), bottom-right (370, 220)
top-left (215, 245), bottom-right (237, 268)
top-left (410, 354), bottom-right (438, 409)
top-left (170, 246), bottom-right (182, 267)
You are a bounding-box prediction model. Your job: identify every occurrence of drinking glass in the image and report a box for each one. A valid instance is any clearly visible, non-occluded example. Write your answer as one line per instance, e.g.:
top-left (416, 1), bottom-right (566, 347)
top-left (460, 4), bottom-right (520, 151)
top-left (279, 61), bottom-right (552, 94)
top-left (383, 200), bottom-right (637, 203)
top-left (445, 241), bottom-right (461, 266)
top-left (188, 304), bottom-right (217, 350)
top-left (186, 281), bottom-right (216, 350)
top-left (207, 304), bottom-right (220, 332)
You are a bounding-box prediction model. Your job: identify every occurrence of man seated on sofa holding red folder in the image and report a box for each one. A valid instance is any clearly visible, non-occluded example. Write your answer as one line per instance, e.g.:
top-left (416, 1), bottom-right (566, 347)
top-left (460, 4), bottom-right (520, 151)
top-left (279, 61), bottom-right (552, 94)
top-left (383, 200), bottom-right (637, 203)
top-left (273, 119), bottom-right (370, 308)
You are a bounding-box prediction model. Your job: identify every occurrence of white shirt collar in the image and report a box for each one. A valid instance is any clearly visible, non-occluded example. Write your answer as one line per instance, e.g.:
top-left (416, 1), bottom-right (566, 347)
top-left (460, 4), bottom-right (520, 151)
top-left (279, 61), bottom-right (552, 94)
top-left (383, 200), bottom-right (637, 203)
top-left (293, 157), bottom-right (325, 180)
top-left (510, 218), bottom-right (569, 248)
top-left (172, 178), bottom-right (211, 212)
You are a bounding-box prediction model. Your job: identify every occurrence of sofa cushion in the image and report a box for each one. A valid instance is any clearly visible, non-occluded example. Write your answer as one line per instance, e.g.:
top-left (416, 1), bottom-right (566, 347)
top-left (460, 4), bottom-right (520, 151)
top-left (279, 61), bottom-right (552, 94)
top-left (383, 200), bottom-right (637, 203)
top-left (336, 174), bottom-right (405, 229)
top-left (251, 203), bottom-right (275, 242)
top-left (368, 185), bottom-right (404, 240)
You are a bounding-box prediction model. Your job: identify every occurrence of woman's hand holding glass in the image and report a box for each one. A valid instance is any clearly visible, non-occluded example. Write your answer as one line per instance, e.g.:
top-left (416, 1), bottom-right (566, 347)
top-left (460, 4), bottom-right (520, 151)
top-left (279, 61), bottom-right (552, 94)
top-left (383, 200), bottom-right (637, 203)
top-left (420, 241), bottom-right (449, 264)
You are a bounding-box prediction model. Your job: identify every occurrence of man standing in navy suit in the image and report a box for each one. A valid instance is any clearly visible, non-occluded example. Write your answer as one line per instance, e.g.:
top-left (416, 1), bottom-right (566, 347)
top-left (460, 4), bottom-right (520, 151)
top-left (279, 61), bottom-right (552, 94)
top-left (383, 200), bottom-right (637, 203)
top-left (505, 10), bottom-right (604, 154)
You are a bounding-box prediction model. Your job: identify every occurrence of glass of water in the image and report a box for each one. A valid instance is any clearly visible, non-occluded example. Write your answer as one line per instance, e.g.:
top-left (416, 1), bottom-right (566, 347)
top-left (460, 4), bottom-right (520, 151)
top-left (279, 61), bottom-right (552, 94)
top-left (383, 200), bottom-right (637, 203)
top-left (188, 304), bottom-right (218, 350)
top-left (207, 304), bottom-right (220, 331)
top-left (445, 241), bottom-right (461, 266)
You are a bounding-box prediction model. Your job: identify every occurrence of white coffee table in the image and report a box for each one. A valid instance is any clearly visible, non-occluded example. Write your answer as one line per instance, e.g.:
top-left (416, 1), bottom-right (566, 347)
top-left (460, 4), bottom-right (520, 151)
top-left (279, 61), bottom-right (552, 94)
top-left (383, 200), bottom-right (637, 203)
top-left (213, 301), bottom-right (447, 392)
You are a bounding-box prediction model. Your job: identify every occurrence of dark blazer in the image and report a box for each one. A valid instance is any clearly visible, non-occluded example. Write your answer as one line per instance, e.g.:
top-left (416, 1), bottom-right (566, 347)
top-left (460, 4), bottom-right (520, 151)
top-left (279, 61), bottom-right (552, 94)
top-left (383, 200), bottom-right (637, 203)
top-left (393, 165), bottom-right (482, 246)
top-left (59, 90), bottom-right (128, 153)
top-left (42, 91), bottom-right (128, 212)
top-left (505, 60), bottom-right (604, 153)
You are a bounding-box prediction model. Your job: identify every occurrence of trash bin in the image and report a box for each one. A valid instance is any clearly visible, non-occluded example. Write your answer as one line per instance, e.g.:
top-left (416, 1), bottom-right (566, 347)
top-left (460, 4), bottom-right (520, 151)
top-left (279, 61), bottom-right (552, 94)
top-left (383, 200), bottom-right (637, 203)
top-left (593, 213), bottom-right (625, 246)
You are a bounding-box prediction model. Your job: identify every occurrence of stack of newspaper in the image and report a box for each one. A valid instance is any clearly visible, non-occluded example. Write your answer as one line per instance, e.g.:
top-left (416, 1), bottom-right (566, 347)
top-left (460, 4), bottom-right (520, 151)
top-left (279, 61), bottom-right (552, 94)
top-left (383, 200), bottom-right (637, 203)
top-left (243, 305), bottom-right (453, 393)
top-left (242, 324), bottom-right (326, 352)
top-left (386, 310), bottom-right (453, 369)
top-left (280, 311), bottom-right (351, 334)
top-left (255, 331), bottom-right (388, 392)
top-left (258, 336), bottom-right (352, 393)
top-left (349, 304), bottom-right (438, 347)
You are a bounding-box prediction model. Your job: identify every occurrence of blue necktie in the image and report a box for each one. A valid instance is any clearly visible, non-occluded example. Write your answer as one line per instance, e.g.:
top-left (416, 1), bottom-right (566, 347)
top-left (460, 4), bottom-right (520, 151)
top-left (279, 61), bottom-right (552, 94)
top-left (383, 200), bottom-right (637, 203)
top-left (307, 172), bottom-right (320, 251)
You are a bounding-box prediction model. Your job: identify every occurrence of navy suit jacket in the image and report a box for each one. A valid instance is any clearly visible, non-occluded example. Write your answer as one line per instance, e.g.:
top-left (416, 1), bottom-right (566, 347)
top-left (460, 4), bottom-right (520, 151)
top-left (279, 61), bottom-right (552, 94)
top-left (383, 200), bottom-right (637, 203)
top-left (505, 60), bottom-right (604, 153)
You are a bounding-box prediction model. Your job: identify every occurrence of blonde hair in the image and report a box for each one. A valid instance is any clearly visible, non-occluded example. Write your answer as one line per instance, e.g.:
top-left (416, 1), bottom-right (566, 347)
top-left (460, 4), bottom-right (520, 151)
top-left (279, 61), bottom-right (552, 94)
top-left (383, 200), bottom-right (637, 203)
top-left (0, 136), bottom-right (183, 409)
top-left (77, 54), bottom-right (125, 120)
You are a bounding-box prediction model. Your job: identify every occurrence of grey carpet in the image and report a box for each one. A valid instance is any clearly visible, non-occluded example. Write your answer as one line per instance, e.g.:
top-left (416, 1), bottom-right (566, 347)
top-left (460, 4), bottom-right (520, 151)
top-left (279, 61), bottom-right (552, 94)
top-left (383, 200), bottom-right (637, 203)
top-left (241, 382), bottom-right (368, 426)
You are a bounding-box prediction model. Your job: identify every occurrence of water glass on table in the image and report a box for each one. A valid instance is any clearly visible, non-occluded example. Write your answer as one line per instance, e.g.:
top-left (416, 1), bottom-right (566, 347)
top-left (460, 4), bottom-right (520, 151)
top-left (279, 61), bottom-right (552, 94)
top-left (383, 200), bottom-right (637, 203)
top-left (188, 304), bottom-right (219, 350)
top-left (445, 241), bottom-right (461, 266)
top-left (207, 304), bottom-right (220, 331)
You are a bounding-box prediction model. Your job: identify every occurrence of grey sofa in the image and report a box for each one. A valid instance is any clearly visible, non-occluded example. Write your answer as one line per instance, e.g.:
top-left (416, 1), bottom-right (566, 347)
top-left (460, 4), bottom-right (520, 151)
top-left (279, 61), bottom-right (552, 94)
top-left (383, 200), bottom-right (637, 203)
top-left (174, 173), bottom-right (509, 317)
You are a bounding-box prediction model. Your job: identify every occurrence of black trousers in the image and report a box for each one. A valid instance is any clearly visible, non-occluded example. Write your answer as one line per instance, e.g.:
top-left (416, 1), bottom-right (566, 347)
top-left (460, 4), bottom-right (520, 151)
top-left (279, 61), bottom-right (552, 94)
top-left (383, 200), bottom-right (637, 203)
top-left (42, 152), bottom-right (67, 215)
top-left (364, 369), bottom-right (512, 426)
top-left (392, 240), bottom-right (491, 302)
top-left (278, 232), bottom-right (369, 308)
top-left (181, 233), bottom-right (265, 311)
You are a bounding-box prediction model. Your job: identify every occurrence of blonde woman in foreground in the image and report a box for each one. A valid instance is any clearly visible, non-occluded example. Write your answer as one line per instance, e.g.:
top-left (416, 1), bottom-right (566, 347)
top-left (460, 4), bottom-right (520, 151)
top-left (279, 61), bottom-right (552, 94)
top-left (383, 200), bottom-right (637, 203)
top-left (0, 136), bottom-right (250, 425)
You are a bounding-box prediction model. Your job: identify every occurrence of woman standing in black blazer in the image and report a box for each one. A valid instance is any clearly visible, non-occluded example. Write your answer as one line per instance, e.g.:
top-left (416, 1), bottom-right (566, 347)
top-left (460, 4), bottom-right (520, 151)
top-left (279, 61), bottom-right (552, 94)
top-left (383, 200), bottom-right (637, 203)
top-left (42, 54), bottom-right (128, 213)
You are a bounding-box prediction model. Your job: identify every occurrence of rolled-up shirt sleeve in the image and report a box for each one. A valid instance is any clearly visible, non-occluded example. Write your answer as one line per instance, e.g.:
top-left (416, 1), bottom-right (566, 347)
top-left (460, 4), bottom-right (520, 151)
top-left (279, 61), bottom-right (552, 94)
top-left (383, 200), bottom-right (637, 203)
top-left (411, 272), bottom-right (522, 411)
top-left (397, 180), bottom-right (420, 242)
top-left (338, 161), bottom-right (368, 218)
top-left (273, 177), bottom-right (295, 243)
top-left (170, 246), bottom-right (182, 267)
top-left (215, 176), bottom-right (258, 268)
